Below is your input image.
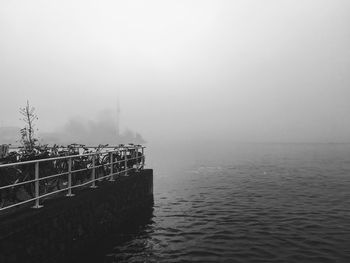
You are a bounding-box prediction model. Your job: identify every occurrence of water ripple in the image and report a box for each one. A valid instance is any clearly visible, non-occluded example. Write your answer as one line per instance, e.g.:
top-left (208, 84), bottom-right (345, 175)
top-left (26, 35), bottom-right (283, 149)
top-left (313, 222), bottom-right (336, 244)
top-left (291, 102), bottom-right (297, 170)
top-left (87, 144), bottom-right (350, 262)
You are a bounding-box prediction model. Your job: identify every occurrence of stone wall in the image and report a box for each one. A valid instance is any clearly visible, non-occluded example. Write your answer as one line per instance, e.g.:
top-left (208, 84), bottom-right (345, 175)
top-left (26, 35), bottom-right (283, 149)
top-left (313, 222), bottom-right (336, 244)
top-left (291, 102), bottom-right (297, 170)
top-left (0, 169), bottom-right (153, 263)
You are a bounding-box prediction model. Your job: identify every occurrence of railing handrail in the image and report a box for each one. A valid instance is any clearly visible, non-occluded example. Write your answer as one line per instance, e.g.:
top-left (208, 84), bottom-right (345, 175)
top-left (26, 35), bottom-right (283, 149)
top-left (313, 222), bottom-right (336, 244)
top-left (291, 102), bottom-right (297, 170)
top-left (0, 146), bottom-right (145, 168)
top-left (0, 144), bottom-right (146, 212)
top-left (7, 145), bottom-right (146, 149)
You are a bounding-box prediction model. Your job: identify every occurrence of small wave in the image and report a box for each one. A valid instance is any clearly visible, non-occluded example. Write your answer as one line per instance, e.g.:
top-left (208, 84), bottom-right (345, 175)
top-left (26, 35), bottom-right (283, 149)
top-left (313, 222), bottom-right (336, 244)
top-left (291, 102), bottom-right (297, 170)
top-left (86, 145), bottom-right (350, 262)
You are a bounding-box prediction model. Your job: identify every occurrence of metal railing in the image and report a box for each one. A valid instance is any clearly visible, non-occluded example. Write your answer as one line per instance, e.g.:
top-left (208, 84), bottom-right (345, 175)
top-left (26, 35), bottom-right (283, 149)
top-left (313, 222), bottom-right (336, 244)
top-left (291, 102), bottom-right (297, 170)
top-left (0, 145), bottom-right (145, 212)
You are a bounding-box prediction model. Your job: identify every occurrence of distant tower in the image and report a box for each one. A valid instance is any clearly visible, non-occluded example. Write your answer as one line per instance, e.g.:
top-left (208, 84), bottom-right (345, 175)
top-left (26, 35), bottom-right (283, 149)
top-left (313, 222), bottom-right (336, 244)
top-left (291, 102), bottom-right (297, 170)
top-left (116, 89), bottom-right (120, 137)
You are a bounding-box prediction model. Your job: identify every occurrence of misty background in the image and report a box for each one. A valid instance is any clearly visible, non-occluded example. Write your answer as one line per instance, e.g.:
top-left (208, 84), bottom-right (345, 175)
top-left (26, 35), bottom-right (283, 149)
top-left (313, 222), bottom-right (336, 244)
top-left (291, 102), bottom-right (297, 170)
top-left (1, 0), bottom-right (350, 148)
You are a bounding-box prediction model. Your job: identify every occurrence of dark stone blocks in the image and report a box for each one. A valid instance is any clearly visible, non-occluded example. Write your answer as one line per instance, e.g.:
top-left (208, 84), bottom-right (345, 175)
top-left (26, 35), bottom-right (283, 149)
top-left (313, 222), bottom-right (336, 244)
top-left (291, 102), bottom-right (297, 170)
top-left (0, 169), bottom-right (153, 263)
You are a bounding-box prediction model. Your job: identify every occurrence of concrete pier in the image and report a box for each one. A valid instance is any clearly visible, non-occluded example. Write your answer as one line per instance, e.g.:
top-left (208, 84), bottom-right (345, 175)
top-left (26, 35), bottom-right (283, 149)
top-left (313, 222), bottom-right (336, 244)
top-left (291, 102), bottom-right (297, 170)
top-left (0, 169), bottom-right (153, 263)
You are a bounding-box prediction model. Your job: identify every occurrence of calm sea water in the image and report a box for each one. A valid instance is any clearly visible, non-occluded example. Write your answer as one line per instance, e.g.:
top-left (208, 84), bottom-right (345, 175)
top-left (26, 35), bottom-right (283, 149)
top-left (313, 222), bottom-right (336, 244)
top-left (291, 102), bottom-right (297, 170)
top-left (83, 143), bottom-right (350, 263)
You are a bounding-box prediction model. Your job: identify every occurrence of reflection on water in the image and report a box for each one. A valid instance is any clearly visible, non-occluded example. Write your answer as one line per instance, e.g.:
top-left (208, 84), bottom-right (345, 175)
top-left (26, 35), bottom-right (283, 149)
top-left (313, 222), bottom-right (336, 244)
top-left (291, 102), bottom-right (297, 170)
top-left (104, 208), bottom-right (156, 263)
top-left (83, 143), bottom-right (350, 262)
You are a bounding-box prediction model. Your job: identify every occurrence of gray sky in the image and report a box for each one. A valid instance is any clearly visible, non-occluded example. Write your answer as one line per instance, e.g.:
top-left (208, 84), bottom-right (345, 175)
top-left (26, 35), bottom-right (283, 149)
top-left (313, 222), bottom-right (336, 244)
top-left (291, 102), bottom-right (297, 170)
top-left (1, 0), bottom-right (350, 143)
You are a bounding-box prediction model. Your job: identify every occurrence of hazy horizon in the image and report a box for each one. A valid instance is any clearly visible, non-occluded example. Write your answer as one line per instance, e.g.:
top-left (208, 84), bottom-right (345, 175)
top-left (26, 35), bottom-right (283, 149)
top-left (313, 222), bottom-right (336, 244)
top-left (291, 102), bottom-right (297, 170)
top-left (1, 0), bottom-right (350, 144)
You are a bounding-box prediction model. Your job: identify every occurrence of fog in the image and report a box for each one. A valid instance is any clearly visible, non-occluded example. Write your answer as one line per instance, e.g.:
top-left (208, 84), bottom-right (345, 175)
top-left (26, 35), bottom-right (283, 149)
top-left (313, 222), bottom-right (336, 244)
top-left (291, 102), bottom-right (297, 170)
top-left (1, 0), bottom-right (350, 146)
top-left (38, 109), bottom-right (145, 146)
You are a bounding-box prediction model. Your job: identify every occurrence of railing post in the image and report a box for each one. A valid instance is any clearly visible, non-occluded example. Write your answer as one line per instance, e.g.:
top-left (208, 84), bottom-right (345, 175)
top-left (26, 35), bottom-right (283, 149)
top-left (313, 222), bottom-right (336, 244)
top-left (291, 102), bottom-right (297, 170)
top-left (32, 161), bottom-right (43, 209)
top-left (66, 157), bottom-right (74, 197)
top-left (109, 151), bottom-right (115, 181)
top-left (135, 145), bottom-right (139, 172)
top-left (124, 149), bottom-right (128, 176)
top-left (91, 154), bottom-right (97, 188)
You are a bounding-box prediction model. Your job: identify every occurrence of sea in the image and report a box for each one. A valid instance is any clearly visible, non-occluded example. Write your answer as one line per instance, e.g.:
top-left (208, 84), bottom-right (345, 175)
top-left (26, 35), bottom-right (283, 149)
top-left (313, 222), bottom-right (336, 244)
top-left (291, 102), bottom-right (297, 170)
top-left (81, 143), bottom-right (350, 263)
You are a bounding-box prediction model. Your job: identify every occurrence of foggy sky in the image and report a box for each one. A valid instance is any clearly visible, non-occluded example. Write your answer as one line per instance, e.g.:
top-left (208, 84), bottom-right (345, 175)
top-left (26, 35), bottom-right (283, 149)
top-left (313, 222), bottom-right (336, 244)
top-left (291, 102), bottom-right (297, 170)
top-left (1, 0), bottom-right (350, 144)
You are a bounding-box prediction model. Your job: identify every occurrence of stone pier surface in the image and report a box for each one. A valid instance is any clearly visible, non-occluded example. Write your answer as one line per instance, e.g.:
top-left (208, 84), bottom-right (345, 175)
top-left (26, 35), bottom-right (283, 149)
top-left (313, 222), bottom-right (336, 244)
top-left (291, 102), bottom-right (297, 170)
top-left (0, 169), bottom-right (153, 263)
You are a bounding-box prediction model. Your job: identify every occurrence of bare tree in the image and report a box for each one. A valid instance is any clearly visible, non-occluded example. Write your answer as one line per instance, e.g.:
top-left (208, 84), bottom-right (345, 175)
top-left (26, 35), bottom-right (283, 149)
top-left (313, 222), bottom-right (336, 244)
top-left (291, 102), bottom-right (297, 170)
top-left (19, 100), bottom-right (38, 152)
